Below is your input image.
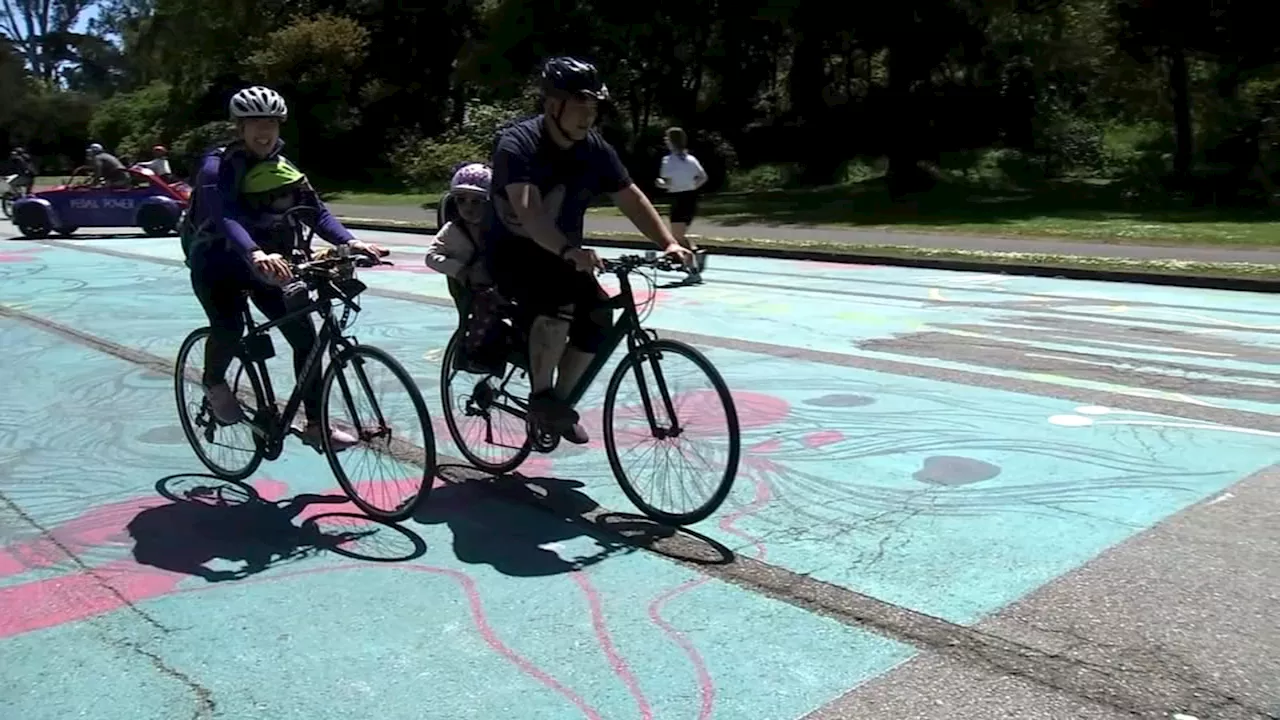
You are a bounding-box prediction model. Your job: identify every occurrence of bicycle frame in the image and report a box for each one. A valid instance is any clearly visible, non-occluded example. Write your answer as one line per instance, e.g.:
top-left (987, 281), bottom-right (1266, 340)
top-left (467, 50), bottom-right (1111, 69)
top-left (556, 268), bottom-right (654, 408)
top-left (237, 293), bottom-right (361, 445)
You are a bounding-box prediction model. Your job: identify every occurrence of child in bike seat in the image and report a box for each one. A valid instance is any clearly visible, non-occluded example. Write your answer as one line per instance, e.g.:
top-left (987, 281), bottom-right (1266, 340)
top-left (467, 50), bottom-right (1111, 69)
top-left (425, 162), bottom-right (493, 319)
top-left (424, 163), bottom-right (506, 373)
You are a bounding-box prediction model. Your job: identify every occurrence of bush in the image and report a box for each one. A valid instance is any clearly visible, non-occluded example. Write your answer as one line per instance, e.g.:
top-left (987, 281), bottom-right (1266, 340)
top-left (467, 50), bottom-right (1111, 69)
top-left (387, 99), bottom-right (526, 188)
top-left (727, 163), bottom-right (798, 191)
top-left (1040, 115), bottom-right (1106, 177)
top-left (170, 121), bottom-right (237, 177)
top-left (5, 88), bottom-right (96, 172)
top-left (388, 134), bottom-right (486, 190)
top-left (88, 81), bottom-right (172, 157)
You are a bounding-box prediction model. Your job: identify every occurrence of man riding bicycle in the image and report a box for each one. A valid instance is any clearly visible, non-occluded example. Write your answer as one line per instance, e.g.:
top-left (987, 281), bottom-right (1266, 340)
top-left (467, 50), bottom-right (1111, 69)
top-left (183, 85), bottom-right (385, 449)
top-left (483, 56), bottom-right (693, 445)
top-left (7, 147), bottom-right (36, 193)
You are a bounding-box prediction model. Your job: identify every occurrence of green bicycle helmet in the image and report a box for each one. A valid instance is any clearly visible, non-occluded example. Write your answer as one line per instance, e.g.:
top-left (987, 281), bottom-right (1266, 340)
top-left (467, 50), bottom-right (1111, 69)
top-left (242, 156), bottom-right (306, 194)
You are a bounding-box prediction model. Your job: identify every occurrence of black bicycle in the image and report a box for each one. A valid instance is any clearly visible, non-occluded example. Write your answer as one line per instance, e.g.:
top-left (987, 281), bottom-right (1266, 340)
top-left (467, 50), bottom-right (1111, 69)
top-left (440, 254), bottom-right (740, 526)
top-left (175, 207), bottom-right (436, 522)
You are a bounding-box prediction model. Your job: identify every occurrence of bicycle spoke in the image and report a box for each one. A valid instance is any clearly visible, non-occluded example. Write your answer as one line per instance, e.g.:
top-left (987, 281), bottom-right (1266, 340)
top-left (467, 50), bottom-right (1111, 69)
top-left (441, 334), bottom-right (532, 474)
top-left (323, 346), bottom-right (433, 521)
top-left (175, 329), bottom-right (265, 480)
top-left (604, 340), bottom-right (739, 525)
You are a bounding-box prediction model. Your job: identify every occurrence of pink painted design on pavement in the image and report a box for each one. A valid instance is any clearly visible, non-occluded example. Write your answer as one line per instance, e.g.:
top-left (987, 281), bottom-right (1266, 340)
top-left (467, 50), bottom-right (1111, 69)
top-left (0, 558), bottom-right (183, 637)
top-left (0, 248), bottom-right (46, 263)
top-left (748, 438), bottom-right (784, 454)
top-left (639, 451), bottom-right (779, 720)
top-left (803, 430), bottom-right (846, 449)
top-left (406, 564), bottom-right (605, 719)
top-left (646, 577), bottom-right (718, 720)
top-left (365, 263), bottom-right (440, 275)
top-left (572, 571), bottom-right (654, 719)
top-left (0, 496), bottom-right (167, 578)
top-left (0, 476), bottom-right (610, 719)
top-left (578, 390), bottom-right (789, 452)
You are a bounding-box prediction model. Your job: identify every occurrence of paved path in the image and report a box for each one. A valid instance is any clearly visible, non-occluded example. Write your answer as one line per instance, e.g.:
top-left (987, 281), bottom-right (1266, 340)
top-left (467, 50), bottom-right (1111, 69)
top-left (2, 223), bottom-right (1279, 719)
top-left (328, 202), bottom-right (1280, 264)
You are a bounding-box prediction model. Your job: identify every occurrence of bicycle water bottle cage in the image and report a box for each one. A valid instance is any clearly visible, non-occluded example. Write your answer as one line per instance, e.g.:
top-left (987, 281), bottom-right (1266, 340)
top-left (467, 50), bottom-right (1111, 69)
top-left (242, 333), bottom-right (276, 362)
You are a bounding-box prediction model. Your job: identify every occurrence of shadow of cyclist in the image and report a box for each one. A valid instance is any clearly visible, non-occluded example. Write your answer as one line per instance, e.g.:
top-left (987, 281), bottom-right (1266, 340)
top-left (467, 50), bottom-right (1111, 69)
top-left (411, 473), bottom-right (601, 577)
top-left (414, 467), bottom-right (735, 577)
top-left (128, 473), bottom-right (425, 582)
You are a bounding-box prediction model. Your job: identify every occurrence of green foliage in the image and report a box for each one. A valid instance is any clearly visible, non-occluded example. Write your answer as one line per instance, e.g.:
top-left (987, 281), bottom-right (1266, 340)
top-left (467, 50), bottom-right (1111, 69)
top-left (87, 81), bottom-right (172, 157)
top-left (171, 120), bottom-right (237, 171)
top-left (3, 0), bottom-right (1279, 206)
top-left (2, 84), bottom-right (96, 171)
top-left (387, 99), bottom-right (526, 188)
top-left (245, 13), bottom-right (371, 147)
top-left (388, 135), bottom-right (486, 190)
top-left (245, 13), bottom-right (370, 86)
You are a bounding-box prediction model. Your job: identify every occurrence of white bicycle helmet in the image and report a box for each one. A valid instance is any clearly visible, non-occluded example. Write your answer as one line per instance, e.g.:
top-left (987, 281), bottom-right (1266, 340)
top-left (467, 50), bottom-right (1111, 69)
top-left (229, 86), bottom-right (289, 121)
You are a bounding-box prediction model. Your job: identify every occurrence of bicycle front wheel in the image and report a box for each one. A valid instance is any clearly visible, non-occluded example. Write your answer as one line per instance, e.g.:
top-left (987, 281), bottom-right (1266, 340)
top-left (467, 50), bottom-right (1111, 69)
top-left (603, 339), bottom-right (740, 526)
top-left (1, 194), bottom-right (12, 220)
top-left (321, 344), bottom-right (435, 521)
top-left (174, 327), bottom-right (267, 480)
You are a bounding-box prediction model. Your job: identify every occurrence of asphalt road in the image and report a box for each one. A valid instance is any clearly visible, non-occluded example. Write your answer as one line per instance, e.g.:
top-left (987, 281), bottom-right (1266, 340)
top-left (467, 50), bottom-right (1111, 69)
top-left (1, 222), bottom-right (1278, 720)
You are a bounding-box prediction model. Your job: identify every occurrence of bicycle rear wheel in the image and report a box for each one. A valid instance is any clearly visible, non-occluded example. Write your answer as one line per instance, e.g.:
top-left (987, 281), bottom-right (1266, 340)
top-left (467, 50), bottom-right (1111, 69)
top-left (440, 332), bottom-right (533, 474)
top-left (321, 344), bottom-right (435, 521)
top-left (603, 338), bottom-right (740, 526)
top-left (174, 327), bottom-right (267, 480)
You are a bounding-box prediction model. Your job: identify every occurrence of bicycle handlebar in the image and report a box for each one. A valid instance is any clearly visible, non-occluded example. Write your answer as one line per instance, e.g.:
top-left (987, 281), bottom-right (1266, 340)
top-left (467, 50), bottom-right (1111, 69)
top-left (599, 254), bottom-right (689, 275)
top-left (293, 248), bottom-right (390, 276)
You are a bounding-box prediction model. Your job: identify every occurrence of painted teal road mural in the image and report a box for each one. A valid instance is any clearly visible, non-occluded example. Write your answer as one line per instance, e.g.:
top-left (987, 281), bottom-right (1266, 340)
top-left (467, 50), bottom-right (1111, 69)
top-left (0, 230), bottom-right (1277, 719)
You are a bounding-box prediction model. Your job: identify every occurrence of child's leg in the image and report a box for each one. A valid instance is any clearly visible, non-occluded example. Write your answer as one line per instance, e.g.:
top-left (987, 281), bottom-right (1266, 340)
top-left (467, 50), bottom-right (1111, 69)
top-left (446, 277), bottom-right (468, 328)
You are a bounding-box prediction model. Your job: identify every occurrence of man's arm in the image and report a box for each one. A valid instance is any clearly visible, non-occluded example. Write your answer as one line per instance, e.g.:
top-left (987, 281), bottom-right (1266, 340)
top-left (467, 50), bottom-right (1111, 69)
top-left (507, 182), bottom-right (574, 256)
top-left (611, 183), bottom-right (677, 250)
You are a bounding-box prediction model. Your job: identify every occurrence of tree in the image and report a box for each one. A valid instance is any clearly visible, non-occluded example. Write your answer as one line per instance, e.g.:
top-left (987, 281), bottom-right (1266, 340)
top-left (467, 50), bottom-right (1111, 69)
top-left (0, 0), bottom-right (100, 84)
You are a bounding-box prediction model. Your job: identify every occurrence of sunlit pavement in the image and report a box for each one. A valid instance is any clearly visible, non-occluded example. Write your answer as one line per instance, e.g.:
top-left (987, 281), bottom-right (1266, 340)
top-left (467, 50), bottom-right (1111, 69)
top-left (2, 224), bottom-right (1278, 720)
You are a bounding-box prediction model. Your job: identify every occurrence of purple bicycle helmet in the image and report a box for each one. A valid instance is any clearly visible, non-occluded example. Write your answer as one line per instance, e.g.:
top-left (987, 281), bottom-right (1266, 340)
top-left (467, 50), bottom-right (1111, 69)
top-left (449, 163), bottom-right (491, 196)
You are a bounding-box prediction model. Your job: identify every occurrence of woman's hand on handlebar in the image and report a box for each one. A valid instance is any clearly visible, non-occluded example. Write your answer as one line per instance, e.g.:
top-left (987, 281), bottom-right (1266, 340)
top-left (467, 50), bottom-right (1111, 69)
top-left (349, 240), bottom-right (388, 258)
top-left (250, 250), bottom-right (293, 283)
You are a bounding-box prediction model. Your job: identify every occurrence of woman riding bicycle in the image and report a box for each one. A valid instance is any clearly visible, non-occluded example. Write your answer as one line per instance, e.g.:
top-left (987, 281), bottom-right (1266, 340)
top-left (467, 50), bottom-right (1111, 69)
top-left (184, 85), bottom-right (385, 449)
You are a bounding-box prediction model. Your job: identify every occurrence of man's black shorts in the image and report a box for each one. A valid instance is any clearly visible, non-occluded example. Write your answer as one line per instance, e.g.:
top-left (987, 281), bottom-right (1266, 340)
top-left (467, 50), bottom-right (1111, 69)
top-left (486, 237), bottom-right (611, 352)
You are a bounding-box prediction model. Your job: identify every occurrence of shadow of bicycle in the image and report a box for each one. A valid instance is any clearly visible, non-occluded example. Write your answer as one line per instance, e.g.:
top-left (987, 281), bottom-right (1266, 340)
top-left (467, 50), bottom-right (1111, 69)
top-left (412, 464), bottom-right (735, 578)
top-left (126, 473), bottom-right (427, 582)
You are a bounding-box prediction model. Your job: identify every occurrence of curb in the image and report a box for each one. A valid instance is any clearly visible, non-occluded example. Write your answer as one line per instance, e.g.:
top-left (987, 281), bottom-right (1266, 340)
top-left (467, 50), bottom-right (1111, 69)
top-left (337, 218), bottom-right (1280, 293)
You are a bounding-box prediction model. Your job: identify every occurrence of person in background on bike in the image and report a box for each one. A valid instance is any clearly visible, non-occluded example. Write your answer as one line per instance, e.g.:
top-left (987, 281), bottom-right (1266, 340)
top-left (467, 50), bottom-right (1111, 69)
top-left (184, 85), bottom-right (385, 450)
top-left (425, 162), bottom-right (494, 325)
top-left (655, 126), bottom-right (708, 283)
top-left (7, 147), bottom-right (36, 193)
top-left (86, 143), bottom-right (129, 188)
top-left (483, 56), bottom-right (693, 445)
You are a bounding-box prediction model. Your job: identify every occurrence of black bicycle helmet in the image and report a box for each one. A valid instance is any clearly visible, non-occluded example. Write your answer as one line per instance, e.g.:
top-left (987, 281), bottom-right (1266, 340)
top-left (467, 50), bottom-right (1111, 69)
top-left (540, 56), bottom-right (610, 101)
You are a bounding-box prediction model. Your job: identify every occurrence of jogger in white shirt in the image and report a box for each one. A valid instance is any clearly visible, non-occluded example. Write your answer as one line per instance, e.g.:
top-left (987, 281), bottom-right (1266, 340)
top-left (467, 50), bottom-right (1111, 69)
top-left (655, 126), bottom-right (707, 281)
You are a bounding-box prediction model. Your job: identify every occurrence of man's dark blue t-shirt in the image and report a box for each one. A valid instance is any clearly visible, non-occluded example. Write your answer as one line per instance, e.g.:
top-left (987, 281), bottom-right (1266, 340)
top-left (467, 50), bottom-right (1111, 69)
top-left (482, 114), bottom-right (631, 253)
